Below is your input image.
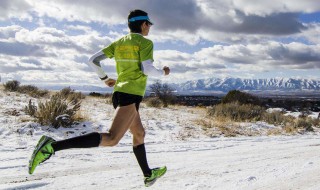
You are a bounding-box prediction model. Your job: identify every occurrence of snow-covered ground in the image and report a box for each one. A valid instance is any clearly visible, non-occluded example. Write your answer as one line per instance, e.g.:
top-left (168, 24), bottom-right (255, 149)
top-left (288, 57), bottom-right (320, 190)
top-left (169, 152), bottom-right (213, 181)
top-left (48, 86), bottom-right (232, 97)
top-left (0, 89), bottom-right (320, 190)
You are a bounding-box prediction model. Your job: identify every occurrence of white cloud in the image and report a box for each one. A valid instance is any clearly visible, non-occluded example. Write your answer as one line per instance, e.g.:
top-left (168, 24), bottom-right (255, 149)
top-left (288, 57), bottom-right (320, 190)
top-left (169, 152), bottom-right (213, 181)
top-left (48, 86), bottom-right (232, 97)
top-left (153, 41), bottom-right (320, 82)
top-left (231, 0), bottom-right (320, 16)
top-left (0, 0), bottom-right (32, 21)
top-left (0, 25), bottom-right (115, 85)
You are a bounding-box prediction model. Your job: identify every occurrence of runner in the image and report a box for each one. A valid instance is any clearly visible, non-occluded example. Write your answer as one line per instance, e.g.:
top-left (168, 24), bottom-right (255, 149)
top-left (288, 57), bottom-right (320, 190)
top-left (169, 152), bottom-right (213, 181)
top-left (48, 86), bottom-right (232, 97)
top-left (28, 9), bottom-right (170, 187)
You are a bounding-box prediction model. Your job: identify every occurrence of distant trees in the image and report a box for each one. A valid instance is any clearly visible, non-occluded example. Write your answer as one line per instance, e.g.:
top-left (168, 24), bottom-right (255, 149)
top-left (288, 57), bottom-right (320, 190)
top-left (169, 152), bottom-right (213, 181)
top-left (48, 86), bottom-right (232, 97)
top-left (149, 80), bottom-right (176, 107)
top-left (222, 90), bottom-right (261, 105)
top-left (4, 80), bottom-right (20, 92)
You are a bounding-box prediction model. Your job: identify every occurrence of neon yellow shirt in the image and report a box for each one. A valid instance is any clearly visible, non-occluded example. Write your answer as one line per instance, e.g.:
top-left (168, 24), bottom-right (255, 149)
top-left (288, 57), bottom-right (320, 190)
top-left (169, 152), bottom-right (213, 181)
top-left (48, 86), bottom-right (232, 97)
top-left (102, 33), bottom-right (153, 96)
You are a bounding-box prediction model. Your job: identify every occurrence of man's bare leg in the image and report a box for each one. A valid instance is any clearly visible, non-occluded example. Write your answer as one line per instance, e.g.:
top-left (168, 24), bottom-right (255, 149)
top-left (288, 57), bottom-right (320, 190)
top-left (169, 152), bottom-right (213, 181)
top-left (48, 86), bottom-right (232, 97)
top-left (99, 103), bottom-right (137, 147)
top-left (130, 112), bottom-right (145, 146)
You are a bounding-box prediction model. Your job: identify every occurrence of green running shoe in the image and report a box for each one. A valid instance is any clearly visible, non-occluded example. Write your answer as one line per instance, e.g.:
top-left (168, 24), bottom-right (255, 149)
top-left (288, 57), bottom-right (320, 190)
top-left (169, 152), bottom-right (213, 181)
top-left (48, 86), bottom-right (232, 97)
top-left (144, 166), bottom-right (167, 187)
top-left (28, 135), bottom-right (55, 174)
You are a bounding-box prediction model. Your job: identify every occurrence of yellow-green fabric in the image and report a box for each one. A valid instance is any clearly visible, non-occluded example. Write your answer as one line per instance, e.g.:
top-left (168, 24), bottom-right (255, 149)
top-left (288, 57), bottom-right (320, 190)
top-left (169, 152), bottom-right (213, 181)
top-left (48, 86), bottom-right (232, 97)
top-left (102, 33), bottom-right (153, 96)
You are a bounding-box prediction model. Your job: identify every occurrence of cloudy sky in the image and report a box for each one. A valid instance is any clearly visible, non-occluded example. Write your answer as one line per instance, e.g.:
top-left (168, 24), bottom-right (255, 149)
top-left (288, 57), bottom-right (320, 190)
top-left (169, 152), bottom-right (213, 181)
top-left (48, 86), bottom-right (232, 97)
top-left (0, 0), bottom-right (320, 87)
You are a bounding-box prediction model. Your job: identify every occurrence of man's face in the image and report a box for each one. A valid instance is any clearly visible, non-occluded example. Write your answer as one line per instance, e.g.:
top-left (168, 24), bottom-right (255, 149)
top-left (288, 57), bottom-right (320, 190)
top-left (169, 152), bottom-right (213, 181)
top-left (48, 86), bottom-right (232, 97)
top-left (141, 21), bottom-right (152, 36)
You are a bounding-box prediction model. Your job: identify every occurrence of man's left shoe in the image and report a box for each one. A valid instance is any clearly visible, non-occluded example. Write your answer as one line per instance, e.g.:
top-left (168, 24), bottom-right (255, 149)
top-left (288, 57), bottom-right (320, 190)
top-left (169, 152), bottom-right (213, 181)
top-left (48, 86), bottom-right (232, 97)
top-left (28, 135), bottom-right (55, 174)
top-left (144, 166), bottom-right (167, 187)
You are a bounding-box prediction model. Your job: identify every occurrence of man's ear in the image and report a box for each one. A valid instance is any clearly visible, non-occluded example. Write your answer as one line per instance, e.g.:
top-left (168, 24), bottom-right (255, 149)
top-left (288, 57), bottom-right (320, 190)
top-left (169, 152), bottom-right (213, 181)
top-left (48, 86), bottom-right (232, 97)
top-left (142, 21), bottom-right (148, 28)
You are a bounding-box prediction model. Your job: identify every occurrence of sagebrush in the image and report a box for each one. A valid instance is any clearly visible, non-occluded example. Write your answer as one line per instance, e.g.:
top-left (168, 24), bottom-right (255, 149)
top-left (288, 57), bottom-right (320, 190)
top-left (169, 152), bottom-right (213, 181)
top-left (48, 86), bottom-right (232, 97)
top-left (4, 80), bottom-right (48, 97)
top-left (145, 97), bottom-right (162, 108)
top-left (24, 88), bottom-right (83, 128)
top-left (204, 102), bottom-right (319, 136)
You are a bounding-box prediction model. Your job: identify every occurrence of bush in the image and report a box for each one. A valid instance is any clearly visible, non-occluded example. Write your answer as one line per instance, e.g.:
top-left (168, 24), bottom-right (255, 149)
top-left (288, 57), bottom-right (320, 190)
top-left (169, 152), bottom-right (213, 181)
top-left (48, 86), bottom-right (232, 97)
top-left (24, 99), bottom-right (37, 117)
top-left (262, 111), bottom-right (295, 126)
top-left (222, 90), bottom-right (260, 105)
top-left (60, 87), bottom-right (85, 102)
top-left (24, 88), bottom-right (82, 128)
top-left (145, 97), bottom-right (162, 108)
top-left (89, 92), bottom-right (103, 97)
top-left (35, 93), bottom-right (81, 128)
top-left (18, 85), bottom-right (38, 94)
top-left (18, 85), bottom-right (49, 98)
top-left (3, 80), bottom-right (48, 97)
top-left (295, 118), bottom-right (314, 132)
top-left (4, 80), bottom-right (20, 91)
top-left (207, 102), bottom-right (264, 122)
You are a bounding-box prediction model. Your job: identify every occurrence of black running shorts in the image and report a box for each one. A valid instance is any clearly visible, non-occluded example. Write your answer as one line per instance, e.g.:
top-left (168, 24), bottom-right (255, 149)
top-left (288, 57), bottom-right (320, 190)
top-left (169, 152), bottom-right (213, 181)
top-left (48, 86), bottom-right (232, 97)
top-left (112, 91), bottom-right (143, 111)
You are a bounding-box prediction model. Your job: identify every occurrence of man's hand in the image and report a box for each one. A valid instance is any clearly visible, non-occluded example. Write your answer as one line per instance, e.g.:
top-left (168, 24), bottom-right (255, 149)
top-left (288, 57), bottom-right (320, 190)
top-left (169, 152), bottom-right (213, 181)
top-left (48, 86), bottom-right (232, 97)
top-left (104, 78), bottom-right (116, 87)
top-left (163, 66), bottom-right (170, 75)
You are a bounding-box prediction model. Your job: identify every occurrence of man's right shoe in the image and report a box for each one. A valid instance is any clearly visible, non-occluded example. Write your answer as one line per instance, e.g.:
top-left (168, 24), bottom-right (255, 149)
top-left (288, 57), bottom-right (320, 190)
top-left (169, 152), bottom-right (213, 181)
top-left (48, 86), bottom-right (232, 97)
top-left (144, 166), bottom-right (167, 187)
top-left (28, 135), bottom-right (55, 174)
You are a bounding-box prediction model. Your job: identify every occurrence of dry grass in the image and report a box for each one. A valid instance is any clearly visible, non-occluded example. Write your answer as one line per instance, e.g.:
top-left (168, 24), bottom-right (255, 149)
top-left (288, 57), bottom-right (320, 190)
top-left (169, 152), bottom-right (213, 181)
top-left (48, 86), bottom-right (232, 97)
top-left (198, 102), bottom-right (319, 137)
top-left (144, 97), bottom-right (162, 108)
top-left (208, 102), bottom-right (264, 122)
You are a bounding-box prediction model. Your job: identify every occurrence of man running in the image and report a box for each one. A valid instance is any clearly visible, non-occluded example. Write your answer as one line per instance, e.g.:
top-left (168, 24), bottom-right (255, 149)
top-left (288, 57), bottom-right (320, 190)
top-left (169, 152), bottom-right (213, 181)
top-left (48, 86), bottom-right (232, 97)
top-left (29, 9), bottom-right (169, 187)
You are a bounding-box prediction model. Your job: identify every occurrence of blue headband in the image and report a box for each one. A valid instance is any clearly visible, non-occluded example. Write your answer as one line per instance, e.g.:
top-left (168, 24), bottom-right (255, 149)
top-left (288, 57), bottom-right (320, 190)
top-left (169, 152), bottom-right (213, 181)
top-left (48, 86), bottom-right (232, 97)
top-left (128, 16), bottom-right (151, 22)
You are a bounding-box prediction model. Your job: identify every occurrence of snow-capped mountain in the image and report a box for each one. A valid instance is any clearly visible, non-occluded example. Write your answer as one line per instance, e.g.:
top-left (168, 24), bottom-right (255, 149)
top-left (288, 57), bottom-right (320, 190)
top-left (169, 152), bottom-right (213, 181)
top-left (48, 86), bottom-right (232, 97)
top-left (38, 78), bottom-right (320, 95)
top-left (174, 78), bottom-right (320, 94)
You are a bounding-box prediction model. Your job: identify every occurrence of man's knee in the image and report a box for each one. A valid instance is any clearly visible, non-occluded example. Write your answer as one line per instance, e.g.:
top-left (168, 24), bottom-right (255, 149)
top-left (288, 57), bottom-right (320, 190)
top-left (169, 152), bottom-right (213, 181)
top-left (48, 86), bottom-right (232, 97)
top-left (100, 132), bottom-right (121, 147)
top-left (132, 128), bottom-right (145, 139)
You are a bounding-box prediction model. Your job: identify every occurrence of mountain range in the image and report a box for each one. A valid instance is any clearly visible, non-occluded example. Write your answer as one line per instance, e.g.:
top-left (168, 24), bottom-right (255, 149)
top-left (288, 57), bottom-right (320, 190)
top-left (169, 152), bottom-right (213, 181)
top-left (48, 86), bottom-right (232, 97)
top-left (172, 78), bottom-right (320, 95)
top-left (39, 78), bottom-right (320, 96)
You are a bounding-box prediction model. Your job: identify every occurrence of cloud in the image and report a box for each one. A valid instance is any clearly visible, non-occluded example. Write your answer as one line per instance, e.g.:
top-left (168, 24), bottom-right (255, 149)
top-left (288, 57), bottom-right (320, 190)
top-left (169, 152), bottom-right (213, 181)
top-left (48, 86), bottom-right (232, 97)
top-left (0, 41), bottom-right (49, 57)
top-left (153, 41), bottom-right (320, 79)
top-left (0, 25), bottom-right (114, 85)
top-left (228, 12), bottom-right (306, 35)
top-left (0, 0), bottom-right (31, 21)
top-left (231, 0), bottom-right (320, 16)
top-left (0, 0), bottom-right (319, 84)
top-left (0, 25), bottom-right (24, 39)
top-left (1, 0), bottom-right (318, 46)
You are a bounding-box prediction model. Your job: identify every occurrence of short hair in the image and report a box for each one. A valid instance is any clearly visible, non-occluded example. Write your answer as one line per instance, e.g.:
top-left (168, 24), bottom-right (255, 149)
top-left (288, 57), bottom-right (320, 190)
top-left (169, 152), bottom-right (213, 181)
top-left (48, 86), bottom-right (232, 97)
top-left (128, 10), bottom-right (151, 33)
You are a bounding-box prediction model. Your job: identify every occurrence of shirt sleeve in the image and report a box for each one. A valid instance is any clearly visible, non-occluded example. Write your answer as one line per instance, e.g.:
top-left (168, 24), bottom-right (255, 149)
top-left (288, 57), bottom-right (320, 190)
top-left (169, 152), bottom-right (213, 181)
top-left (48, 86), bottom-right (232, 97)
top-left (88, 50), bottom-right (108, 80)
top-left (140, 40), bottom-right (154, 62)
top-left (102, 42), bottom-right (115, 58)
top-left (142, 59), bottom-right (163, 77)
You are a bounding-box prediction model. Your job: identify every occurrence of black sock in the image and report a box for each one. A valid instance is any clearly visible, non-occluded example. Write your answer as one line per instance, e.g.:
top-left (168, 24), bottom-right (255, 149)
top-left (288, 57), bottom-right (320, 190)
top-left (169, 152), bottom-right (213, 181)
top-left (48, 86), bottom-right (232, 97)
top-left (51, 132), bottom-right (101, 152)
top-left (133, 144), bottom-right (152, 177)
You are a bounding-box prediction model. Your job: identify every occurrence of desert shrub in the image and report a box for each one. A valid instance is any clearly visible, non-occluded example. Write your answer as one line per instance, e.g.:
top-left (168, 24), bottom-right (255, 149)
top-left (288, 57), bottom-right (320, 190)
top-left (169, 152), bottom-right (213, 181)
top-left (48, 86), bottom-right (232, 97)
top-left (60, 87), bottom-right (73, 98)
top-left (262, 111), bottom-right (295, 126)
top-left (24, 99), bottom-right (37, 117)
top-left (207, 102), bottom-right (264, 122)
top-left (18, 85), bottom-right (38, 94)
top-left (145, 97), bottom-right (162, 108)
top-left (4, 80), bottom-right (20, 91)
top-left (105, 95), bottom-right (113, 104)
top-left (222, 90), bottom-right (260, 105)
top-left (31, 89), bottom-right (49, 98)
top-left (89, 92), bottom-right (103, 97)
top-left (310, 118), bottom-right (320, 127)
top-left (59, 87), bottom-right (85, 101)
top-left (35, 93), bottom-right (81, 128)
top-left (24, 88), bottom-right (82, 128)
top-left (18, 85), bottom-right (49, 98)
top-left (295, 118), bottom-right (314, 132)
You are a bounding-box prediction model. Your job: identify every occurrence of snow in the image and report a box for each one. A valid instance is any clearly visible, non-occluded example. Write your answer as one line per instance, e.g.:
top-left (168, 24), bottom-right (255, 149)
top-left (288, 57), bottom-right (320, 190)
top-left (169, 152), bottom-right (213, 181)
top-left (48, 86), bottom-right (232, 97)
top-left (0, 90), bottom-right (320, 190)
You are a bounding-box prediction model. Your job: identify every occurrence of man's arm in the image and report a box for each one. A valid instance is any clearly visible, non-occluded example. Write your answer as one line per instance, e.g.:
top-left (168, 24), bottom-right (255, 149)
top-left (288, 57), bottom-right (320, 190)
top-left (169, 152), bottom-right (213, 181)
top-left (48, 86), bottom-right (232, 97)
top-left (88, 50), bottom-right (116, 87)
top-left (142, 59), bottom-right (170, 76)
top-left (88, 50), bottom-right (109, 80)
